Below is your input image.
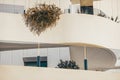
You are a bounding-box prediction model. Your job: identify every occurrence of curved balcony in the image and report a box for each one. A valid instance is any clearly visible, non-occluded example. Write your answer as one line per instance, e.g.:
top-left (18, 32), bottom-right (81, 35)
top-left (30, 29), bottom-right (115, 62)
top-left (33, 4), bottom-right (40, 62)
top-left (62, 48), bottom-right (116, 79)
top-left (0, 12), bottom-right (119, 71)
top-left (0, 0), bottom-right (120, 78)
top-left (0, 13), bottom-right (119, 49)
top-left (0, 65), bottom-right (120, 80)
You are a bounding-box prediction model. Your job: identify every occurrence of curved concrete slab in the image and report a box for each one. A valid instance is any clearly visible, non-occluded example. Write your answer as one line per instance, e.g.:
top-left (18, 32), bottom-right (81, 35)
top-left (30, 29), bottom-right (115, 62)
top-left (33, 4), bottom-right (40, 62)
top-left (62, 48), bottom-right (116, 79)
top-left (0, 13), bottom-right (120, 49)
top-left (0, 13), bottom-right (118, 69)
top-left (0, 65), bottom-right (120, 80)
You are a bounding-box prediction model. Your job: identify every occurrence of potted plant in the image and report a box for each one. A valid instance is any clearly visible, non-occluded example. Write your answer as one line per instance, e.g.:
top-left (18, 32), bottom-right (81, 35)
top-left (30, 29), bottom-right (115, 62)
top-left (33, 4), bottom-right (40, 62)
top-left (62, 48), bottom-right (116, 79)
top-left (57, 60), bottom-right (79, 69)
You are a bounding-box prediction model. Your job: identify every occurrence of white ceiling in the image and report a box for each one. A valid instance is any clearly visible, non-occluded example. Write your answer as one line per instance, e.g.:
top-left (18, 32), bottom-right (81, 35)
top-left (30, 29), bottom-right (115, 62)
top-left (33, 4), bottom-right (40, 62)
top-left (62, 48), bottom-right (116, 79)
top-left (0, 40), bottom-right (119, 71)
top-left (0, 41), bottom-right (68, 51)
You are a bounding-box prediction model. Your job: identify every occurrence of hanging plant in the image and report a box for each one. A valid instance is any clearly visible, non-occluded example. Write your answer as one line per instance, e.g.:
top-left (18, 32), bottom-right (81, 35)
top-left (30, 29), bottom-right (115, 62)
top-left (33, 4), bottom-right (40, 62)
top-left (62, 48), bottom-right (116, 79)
top-left (23, 4), bottom-right (62, 36)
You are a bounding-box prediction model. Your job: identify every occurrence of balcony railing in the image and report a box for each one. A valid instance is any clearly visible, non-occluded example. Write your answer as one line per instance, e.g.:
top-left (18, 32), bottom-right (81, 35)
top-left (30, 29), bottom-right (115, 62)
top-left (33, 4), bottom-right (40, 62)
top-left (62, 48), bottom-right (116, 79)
top-left (64, 4), bottom-right (120, 23)
top-left (0, 3), bottom-right (119, 23)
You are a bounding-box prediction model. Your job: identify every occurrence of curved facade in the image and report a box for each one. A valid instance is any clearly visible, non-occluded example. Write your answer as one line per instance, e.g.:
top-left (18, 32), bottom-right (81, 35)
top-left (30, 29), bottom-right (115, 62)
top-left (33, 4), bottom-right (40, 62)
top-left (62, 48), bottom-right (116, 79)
top-left (0, 13), bottom-right (118, 70)
top-left (0, 13), bottom-right (120, 49)
top-left (0, 65), bottom-right (120, 80)
top-left (0, 1), bottom-right (120, 80)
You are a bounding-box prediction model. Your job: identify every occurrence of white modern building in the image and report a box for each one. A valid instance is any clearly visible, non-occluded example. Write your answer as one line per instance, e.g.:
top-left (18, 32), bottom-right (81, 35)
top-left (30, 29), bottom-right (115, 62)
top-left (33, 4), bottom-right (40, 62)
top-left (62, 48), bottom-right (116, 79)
top-left (0, 0), bottom-right (120, 80)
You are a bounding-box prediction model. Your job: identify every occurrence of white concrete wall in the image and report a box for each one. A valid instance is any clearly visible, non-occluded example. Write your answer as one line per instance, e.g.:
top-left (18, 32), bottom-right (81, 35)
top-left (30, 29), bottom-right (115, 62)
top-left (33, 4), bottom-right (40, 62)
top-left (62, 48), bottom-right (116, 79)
top-left (0, 65), bottom-right (120, 80)
top-left (93, 0), bottom-right (120, 18)
top-left (0, 13), bottom-right (120, 49)
top-left (0, 47), bottom-right (70, 67)
top-left (0, 0), bottom-right (71, 11)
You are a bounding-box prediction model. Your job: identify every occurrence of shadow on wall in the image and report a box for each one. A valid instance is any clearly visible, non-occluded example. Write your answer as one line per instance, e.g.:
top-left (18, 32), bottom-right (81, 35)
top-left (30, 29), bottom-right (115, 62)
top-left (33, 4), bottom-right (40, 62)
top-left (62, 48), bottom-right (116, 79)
top-left (70, 46), bottom-right (116, 71)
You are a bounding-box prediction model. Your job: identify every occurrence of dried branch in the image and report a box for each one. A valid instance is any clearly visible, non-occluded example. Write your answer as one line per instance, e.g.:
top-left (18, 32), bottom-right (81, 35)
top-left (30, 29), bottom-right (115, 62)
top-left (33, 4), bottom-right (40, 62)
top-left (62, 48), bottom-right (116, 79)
top-left (23, 4), bottom-right (62, 36)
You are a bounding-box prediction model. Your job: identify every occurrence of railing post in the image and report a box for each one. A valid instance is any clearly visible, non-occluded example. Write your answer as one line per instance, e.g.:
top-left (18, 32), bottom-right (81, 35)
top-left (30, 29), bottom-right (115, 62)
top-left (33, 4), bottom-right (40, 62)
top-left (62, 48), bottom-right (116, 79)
top-left (84, 46), bottom-right (88, 70)
top-left (37, 56), bottom-right (40, 67)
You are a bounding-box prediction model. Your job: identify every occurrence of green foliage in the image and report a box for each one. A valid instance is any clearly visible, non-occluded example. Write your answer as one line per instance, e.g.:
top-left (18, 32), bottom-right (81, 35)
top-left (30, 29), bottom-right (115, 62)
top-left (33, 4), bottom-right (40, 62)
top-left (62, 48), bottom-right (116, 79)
top-left (57, 60), bottom-right (79, 69)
